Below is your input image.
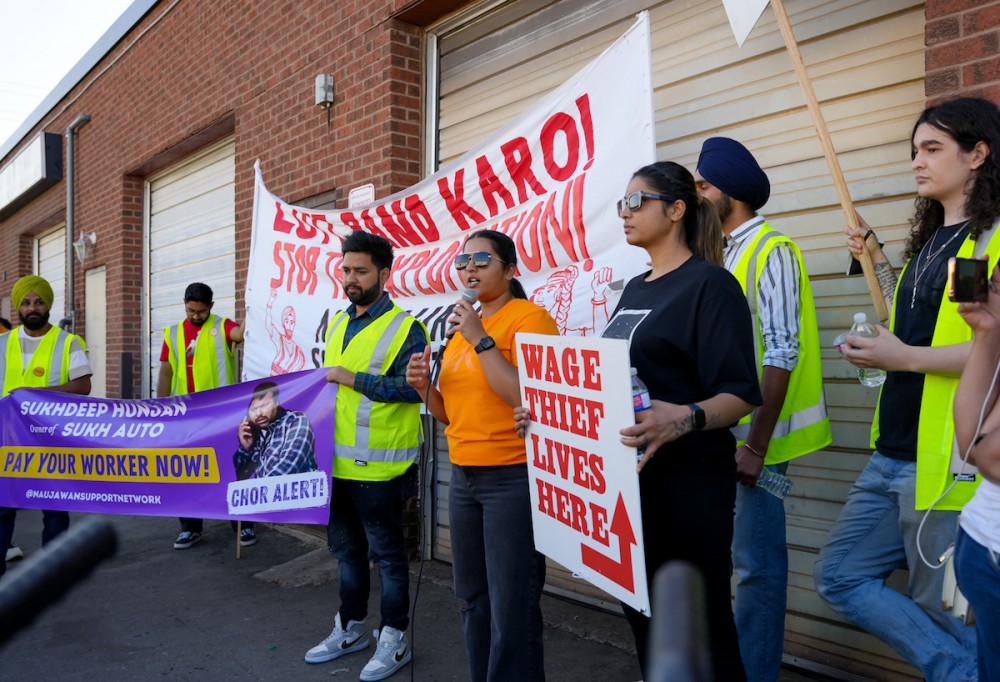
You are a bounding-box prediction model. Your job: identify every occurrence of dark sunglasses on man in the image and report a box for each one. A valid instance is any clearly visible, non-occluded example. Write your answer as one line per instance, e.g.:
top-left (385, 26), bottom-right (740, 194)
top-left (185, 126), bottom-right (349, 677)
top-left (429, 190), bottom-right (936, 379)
top-left (616, 191), bottom-right (677, 217)
top-left (454, 252), bottom-right (506, 270)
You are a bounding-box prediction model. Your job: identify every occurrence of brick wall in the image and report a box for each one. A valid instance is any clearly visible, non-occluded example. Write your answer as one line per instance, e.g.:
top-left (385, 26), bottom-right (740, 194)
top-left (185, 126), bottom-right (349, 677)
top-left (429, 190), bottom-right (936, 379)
top-left (0, 0), bottom-right (421, 398)
top-left (925, 0), bottom-right (1000, 102)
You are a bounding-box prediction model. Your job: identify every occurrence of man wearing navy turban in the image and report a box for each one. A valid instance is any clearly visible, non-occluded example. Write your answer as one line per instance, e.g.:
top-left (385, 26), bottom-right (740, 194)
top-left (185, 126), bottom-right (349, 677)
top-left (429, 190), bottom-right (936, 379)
top-left (696, 138), bottom-right (831, 682)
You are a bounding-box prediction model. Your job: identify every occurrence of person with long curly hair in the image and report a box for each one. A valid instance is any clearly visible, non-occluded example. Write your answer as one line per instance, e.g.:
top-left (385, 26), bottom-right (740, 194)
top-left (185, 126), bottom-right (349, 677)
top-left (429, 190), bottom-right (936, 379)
top-left (815, 96), bottom-right (1000, 681)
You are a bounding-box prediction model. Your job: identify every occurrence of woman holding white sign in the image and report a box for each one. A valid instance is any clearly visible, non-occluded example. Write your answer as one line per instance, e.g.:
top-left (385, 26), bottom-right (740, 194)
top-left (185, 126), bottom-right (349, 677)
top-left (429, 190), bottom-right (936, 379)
top-left (405, 229), bottom-right (558, 682)
top-left (606, 161), bottom-right (761, 681)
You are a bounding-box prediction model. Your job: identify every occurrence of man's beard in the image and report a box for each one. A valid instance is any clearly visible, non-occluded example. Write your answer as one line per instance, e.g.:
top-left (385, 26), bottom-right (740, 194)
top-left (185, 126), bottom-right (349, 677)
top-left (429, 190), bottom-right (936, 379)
top-left (714, 194), bottom-right (733, 224)
top-left (346, 282), bottom-right (381, 307)
top-left (19, 310), bottom-right (49, 331)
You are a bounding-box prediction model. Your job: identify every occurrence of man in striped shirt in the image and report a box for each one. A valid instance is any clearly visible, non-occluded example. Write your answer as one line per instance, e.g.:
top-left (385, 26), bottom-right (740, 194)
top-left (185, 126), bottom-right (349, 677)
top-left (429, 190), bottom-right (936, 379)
top-left (696, 137), bottom-right (831, 682)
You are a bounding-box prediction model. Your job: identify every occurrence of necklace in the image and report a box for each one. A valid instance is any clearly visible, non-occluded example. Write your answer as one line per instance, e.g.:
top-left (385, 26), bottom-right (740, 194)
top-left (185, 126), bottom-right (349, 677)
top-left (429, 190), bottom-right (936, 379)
top-left (910, 225), bottom-right (965, 309)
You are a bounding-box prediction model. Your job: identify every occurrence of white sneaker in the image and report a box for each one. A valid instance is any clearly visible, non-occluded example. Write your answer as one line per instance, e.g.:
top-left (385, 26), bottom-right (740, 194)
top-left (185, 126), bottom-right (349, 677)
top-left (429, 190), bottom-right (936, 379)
top-left (5, 545), bottom-right (24, 561)
top-left (304, 613), bottom-right (369, 664)
top-left (360, 626), bottom-right (411, 681)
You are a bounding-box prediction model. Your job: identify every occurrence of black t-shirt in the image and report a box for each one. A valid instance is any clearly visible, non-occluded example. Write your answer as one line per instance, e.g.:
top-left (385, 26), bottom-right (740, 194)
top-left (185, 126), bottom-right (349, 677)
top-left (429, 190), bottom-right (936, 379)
top-left (603, 256), bottom-right (762, 472)
top-left (876, 222), bottom-right (971, 461)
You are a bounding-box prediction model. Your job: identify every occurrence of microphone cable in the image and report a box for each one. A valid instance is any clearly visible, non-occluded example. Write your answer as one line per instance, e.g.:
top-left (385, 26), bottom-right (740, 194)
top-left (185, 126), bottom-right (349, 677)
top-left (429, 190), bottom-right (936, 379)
top-left (408, 288), bottom-right (477, 681)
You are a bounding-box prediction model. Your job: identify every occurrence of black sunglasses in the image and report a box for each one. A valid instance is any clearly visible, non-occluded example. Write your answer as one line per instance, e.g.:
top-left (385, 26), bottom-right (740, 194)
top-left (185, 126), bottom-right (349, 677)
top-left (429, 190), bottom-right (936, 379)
top-left (616, 191), bottom-right (678, 217)
top-left (454, 252), bottom-right (505, 270)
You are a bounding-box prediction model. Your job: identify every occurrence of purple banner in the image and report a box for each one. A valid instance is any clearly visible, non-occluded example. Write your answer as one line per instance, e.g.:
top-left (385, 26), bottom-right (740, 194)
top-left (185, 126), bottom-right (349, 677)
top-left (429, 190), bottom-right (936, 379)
top-left (0, 368), bottom-right (336, 523)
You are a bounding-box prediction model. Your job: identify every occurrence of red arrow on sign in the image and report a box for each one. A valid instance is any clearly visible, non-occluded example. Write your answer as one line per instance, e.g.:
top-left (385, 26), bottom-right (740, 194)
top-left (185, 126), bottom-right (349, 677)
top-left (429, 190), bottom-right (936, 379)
top-left (580, 493), bottom-right (637, 592)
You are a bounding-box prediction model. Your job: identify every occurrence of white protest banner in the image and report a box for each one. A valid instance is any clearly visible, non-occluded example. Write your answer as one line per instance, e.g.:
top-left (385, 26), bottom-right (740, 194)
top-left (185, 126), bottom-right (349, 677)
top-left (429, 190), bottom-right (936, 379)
top-left (243, 13), bottom-right (655, 379)
top-left (517, 332), bottom-right (649, 614)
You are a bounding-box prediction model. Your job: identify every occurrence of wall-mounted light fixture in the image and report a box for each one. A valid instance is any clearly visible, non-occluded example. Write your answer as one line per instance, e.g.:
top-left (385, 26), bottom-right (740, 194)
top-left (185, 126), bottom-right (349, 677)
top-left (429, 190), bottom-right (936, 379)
top-left (73, 231), bottom-right (96, 264)
top-left (315, 74), bottom-right (335, 128)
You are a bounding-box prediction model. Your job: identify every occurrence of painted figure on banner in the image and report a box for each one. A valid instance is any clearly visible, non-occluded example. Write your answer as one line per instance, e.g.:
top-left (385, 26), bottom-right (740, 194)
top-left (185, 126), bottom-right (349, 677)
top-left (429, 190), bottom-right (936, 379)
top-left (265, 288), bottom-right (307, 375)
top-left (0, 275), bottom-right (93, 580)
top-left (233, 380), bottom-right (318, 480)
top-left (529, 261), bottom-right (617, 335)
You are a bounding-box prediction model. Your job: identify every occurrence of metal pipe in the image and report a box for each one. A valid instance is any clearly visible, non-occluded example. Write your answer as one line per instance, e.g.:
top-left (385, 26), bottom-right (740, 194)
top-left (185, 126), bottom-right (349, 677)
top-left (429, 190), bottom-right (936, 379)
top-left (66, 113), bottom-right (91, 334)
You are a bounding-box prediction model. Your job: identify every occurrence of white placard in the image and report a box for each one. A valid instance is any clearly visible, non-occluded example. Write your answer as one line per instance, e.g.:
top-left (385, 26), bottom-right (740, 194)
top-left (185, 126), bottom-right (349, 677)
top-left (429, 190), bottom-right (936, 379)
top-left (517, 332), bottom-right (649, 614)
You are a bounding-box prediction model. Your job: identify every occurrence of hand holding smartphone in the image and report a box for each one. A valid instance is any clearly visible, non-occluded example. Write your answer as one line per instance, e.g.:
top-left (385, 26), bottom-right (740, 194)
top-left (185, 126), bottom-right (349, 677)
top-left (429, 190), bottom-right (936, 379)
top-left (948, 257), bottom-right (990, 303)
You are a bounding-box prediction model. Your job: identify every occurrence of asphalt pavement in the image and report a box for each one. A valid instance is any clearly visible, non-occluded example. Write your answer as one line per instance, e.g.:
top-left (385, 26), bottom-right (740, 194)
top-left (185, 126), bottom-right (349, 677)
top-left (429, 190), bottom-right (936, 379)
top-left (1, 511), bottom-right (640, 681)
top-left (1, 511), bottom-right (830, 681)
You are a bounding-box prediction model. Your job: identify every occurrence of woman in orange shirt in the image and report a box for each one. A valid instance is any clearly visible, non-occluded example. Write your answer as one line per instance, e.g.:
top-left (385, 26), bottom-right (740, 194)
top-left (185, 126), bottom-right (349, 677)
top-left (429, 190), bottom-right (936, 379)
top-left (406, 229), bottom-right (558, 682)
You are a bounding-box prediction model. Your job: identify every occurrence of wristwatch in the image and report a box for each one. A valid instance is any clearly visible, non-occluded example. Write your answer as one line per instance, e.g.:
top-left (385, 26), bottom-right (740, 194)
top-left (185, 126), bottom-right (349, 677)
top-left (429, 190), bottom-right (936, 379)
top-left (474, 336), bottom-right (496, 354)
top-left (687, 403), bottom-right (706, 431)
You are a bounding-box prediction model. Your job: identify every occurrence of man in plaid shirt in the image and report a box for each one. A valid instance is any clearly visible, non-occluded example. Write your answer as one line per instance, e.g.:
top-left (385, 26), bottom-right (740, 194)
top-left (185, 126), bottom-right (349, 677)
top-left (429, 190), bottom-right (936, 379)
top-left (234, 381), bottom-right (317, 479)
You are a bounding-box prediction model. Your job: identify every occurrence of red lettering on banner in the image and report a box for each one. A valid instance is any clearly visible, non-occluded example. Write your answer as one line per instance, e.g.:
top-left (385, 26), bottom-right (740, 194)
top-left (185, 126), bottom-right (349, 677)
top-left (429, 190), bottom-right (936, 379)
top-left (270, 242), bottom-right (286, 290)
top-left (531, 434), bottom-right (605, 493)
top-left (501, 137), bottom-right (547, 203)
top-left (323, 252), bottom-right (345, 299)
top-left (341, 212), bottom-right (362, 232)
top-left (580, 349), bottom-right (601, 390)
top-left (273, 202), bottom-right (296, 234)
top-left (270, 242), bottom-right (321, 295)
top-left (575, 94), bottom-right (595, 170)
top-left (581, 494), bottom-right (636, 591)
top-left (523, 386), bottom-right (603, 440)
top-left (438, 169), bottom-right (487, 232)
top-left (571, 173), bottom-right (591, 259)
top-left (501, 171), bottom-right (589, 272)
top-left (372, 195), bottom-right (441, 248)
top-left (477, 155), bottom-right (516, 216)
top-left (273, 203), bottom-right (339, 245)
top-left (541, 112), bottom-right (580, 182)
top-left (535, 478), bottom-right (610, 545)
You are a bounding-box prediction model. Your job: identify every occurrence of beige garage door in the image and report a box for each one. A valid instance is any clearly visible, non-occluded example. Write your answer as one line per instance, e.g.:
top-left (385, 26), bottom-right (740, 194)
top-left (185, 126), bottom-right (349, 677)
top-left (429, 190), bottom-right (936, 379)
top-left (429, 1), bottom-right (926, 678)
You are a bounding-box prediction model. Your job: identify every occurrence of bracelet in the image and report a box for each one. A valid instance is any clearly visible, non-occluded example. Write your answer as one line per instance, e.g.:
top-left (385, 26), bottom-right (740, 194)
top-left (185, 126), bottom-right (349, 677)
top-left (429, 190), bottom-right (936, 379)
top-left (744, 443), bottom-right (765, 459)
top-left (864, 229), bottom-right (876, 243)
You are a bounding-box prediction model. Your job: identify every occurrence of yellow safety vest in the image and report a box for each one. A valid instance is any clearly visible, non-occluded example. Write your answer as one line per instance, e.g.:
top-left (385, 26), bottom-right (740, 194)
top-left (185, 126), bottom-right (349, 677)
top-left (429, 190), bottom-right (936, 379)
top-left (872, 223), bottom-right (1000, 510)
top-left (0, 326), bottom-right (86, 396)
top-left (163, 314), bottom-right (236, 395)
top-left (730, 223), bottom-right (832, 463)
top-left (324, 303), bottom-right (426, 482)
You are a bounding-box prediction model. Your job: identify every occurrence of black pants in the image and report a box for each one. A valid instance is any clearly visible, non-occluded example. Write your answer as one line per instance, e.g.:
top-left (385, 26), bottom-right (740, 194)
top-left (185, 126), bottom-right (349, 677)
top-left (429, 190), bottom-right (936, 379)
top-left (623, 456), bottom-right (746, 682)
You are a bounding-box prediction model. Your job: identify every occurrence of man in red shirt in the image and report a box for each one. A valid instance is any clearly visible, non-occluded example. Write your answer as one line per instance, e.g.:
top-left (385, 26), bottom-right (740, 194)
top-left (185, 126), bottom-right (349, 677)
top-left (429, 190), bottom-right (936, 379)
top-left (156, 282), bottom-right (247, 549)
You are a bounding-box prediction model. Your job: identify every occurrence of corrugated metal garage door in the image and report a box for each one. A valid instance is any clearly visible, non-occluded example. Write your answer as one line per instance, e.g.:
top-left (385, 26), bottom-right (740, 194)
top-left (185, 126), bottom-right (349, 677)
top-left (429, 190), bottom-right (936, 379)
top-left (34, 225), bottom-right (67, 323)
top-left (429, 1), bottom-right (925, 678)
top-left (144, 139), bottom-right (236, 396)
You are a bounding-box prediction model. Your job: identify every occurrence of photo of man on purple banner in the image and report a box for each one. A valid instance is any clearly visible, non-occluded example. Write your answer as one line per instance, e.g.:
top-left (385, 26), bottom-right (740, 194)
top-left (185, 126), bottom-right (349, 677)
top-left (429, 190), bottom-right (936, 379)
top-left (234, 381), bottom-right (318, 480)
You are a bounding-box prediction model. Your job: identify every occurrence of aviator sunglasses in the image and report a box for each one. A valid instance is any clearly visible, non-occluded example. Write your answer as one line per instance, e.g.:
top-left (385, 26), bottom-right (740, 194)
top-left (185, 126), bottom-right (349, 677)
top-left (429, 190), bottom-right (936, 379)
top-left (616, 191), bottom-right (678, 217)
top-left (454, 252), bottom-right (506, 270)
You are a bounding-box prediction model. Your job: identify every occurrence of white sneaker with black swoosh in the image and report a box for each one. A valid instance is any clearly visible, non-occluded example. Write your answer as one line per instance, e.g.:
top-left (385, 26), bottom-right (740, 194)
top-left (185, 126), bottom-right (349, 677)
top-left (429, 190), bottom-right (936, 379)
top-left (304, 613), bottom-right (369, 663)
top-left (360, 625), bottom-right (411, 681)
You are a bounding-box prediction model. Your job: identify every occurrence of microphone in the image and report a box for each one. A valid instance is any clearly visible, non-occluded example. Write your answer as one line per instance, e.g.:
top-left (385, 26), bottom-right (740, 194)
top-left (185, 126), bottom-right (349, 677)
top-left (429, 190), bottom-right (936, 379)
top-left (431, 289), bottom-right (479, 384)
top-left (445, 288), bottom-right (479, 339)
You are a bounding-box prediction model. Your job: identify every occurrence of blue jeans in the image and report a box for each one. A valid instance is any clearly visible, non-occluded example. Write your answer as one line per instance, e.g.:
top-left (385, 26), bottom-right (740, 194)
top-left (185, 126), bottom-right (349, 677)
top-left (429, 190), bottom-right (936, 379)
top-left (450, 464), bottom-right (545, 682)
top-left (814, 452), bottom-right (977, 681)
top-left (733, 461), bottom-right (789, 682)
top-left (326, 474), bottom-right (410, 631)
top-left (955, 527), bottom-right (1000, 682)
top-left (0, 507), bottom-right (70, 578)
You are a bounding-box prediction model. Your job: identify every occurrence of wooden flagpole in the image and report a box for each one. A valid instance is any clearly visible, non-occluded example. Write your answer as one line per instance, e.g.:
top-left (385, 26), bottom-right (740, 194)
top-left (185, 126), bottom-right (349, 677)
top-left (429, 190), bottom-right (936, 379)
top-left (769, 0), bottom-right (890, 323)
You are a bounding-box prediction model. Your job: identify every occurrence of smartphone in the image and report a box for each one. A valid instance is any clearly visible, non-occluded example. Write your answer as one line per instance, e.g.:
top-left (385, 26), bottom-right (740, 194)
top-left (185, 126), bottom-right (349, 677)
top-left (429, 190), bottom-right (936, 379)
top-left (947, 257), bottom-right (989, 303)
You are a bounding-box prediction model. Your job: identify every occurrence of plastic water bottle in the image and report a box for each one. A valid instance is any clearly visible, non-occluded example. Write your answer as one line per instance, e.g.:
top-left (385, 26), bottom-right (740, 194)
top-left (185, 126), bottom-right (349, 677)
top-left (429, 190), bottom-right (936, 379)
top-left (631, 367), bottom-right (651, 412)
top-left (756, 468), bottom-right (793, 499)
top-left (850, 312), bottom-right (886, 387)
top-left (631, 368), bottom-right (651, 460)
